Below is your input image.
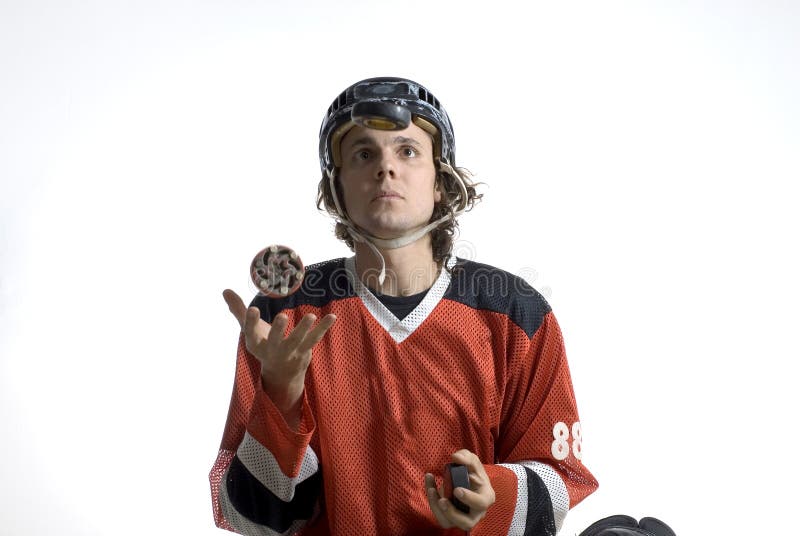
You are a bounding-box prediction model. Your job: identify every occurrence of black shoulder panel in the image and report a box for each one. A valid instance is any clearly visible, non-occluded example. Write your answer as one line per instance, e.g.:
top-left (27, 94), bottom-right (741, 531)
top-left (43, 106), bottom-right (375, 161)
top-left (250, 258), bottom-right (354, 322)
top-left (444, 259), bottom-right (552, 338)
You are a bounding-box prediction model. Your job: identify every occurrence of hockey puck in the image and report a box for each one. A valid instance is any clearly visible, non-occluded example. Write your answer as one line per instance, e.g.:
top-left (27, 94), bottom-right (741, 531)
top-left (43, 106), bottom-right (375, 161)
top-left (250, 245), bottom-right (305, 298)
top-left (443, 463), bottom-right (471, 514)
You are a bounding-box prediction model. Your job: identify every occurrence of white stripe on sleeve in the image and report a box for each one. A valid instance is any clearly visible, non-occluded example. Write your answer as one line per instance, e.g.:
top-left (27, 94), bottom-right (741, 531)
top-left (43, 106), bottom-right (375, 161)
top-left (236, 431), bottom-right (320, 502)
top-left (497, 463), bottom-right (528, 535)
top-left (499, 461), bottom-right (570, 534)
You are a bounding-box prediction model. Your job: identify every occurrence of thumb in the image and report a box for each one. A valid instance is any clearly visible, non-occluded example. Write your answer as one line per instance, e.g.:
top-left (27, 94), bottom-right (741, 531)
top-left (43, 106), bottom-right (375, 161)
top-left (222, 289), bottom-right (247, 329)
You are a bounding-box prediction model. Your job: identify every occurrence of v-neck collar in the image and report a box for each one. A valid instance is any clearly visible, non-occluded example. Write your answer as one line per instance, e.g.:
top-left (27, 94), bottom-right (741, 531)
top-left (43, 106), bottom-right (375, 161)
top-left (344, 256), bottom-right (455, 343)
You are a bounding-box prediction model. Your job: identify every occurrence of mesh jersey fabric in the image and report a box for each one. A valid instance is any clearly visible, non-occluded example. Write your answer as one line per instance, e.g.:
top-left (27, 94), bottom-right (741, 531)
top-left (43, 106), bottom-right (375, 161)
top-left (209, 257), bottom-right (598, 536)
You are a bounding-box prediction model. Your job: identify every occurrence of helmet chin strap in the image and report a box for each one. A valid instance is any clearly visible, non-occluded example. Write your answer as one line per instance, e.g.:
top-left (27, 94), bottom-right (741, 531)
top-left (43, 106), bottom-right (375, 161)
top-left (326, 160), bottom-right (469, 285)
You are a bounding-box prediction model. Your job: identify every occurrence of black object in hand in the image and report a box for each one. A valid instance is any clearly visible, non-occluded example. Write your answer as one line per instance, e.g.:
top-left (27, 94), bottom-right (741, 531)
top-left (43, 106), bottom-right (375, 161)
top-left (443, 463), bottom-right (471, 514)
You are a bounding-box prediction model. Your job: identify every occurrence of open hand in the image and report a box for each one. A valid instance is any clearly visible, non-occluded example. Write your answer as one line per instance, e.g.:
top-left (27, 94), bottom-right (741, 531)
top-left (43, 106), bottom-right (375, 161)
top-left (222, 289), bottom-right (336, 410)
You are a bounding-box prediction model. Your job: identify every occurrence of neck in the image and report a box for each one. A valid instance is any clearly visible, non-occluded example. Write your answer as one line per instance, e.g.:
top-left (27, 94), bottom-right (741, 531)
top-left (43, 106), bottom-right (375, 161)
top-left (354, 236), bottom-right (440, 297)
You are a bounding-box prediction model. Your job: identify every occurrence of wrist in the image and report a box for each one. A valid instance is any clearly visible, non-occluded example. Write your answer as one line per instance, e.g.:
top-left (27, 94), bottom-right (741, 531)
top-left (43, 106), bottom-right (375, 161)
top-left (261, 375), bottom-right (304, 422)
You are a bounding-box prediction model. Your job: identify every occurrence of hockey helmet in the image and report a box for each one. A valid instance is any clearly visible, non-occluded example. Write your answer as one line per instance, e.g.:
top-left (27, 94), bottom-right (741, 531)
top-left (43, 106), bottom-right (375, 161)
top-left (318, 77), bottom-right (456, 174)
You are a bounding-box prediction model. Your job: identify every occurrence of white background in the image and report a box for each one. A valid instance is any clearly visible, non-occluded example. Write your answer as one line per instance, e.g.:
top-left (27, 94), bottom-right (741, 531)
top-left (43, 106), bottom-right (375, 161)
top-left (2, 1), bottom-right (798, 534)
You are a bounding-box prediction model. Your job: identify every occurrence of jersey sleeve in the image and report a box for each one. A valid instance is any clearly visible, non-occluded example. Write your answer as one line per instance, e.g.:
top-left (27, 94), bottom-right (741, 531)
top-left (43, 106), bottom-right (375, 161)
top-left (473, 310), bottom-right (599, 536)
top-left (209, 334), bottom-right (322, 535)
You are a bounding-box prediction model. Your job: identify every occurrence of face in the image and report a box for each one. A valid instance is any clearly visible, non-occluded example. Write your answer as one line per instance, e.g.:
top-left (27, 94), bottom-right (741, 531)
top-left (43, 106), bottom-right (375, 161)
top-left (337, 122), bottom-right (441, 240)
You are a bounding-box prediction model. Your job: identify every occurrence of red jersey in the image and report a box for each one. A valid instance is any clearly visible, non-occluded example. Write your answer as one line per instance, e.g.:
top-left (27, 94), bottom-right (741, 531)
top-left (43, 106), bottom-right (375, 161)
top-left (210, 257), bottom-right (598, 535)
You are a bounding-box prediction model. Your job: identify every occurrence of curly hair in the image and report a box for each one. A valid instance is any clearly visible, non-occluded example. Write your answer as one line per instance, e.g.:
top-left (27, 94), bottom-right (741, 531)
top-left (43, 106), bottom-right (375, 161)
top-left (316, 163), bottom-right (483, 269)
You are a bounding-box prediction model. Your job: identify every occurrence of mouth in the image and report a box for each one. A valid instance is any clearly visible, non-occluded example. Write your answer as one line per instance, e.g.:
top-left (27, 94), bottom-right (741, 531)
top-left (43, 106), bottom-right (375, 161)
top-left (372, 191), bottom-right (403, 201)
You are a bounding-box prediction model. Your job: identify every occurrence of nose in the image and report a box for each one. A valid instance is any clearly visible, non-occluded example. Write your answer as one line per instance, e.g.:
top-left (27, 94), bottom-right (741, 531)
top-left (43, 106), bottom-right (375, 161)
top-left (375, 149), bottom-right (395, 180)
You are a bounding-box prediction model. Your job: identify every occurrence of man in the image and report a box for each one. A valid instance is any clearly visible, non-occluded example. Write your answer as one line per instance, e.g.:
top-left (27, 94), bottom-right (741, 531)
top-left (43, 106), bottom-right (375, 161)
top-left (210, 77), bottom-right (598, 535)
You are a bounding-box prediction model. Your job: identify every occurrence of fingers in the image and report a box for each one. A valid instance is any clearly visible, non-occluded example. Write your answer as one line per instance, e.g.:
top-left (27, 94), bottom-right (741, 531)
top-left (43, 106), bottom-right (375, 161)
top-left (259, 312), bottom-right (337, 363)
top-left (435, 495), bottom-right (476, 530)
top-left (448, 484), bottom-right (494, 513)
top-left (265, 313), bottom-right (289, 351)
top-left (424, 473), bottom-right (452, 529)
top-left (297, 314), bottom-right (337, 354)
top-left (283, 313), bottom-right (318, 349)
top-left (244, 306), bottom-right (263, 335)
top-left (423, 450), bottom-right (496, 530)
top-left (424, 472), bottom-right (479, 531)
top-left (452, 449), bottom-right (490, 482)
top-left (222, 289), bottom-right (247, 329)
top-left (452, 449), bottom-right (495, 507)
top-left (434, 484), bottom-right (491, 531)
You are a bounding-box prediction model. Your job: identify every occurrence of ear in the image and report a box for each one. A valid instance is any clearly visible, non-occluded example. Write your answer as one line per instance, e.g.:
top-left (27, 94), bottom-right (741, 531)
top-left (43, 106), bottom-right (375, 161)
top-left (433, 174), bottom-right (443, 203)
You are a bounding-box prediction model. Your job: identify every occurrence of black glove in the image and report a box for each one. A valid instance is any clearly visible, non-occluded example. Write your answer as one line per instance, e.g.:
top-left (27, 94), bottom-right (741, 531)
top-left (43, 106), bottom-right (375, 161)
top-left (579, 514), bottom-right (676, 536)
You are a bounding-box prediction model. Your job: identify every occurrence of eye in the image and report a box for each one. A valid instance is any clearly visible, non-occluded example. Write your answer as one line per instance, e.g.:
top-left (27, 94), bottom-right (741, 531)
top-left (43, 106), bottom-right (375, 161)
top-left (401, 146), bottom-right (418, 158)
top-left (355, 149), bottom-right (370, 160)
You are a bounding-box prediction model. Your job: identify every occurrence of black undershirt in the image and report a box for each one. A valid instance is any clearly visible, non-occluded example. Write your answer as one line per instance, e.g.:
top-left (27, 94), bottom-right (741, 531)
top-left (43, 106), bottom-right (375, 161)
top-left (370, 288), bottom-right (428, 321)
